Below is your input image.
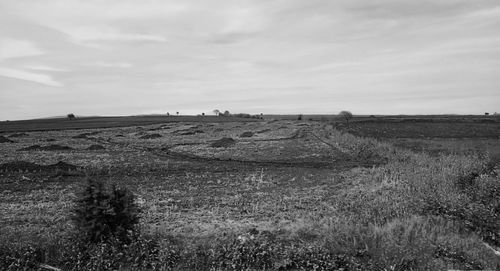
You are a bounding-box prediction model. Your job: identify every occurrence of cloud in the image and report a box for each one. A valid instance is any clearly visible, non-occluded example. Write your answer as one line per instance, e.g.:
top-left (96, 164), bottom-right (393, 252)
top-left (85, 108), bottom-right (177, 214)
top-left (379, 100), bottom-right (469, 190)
top-left (65, 26), bottom-right (167, 43)
top-left (0, 38), bottom-right (44, 59)
top-left (0, 0), bottom-right (499, 119)
top-left (23, 64), bottom-right (68, 72)
top-left (0, 67), bottom-right (63, 87)
top-left (90, 62), bottom-right (133, 68)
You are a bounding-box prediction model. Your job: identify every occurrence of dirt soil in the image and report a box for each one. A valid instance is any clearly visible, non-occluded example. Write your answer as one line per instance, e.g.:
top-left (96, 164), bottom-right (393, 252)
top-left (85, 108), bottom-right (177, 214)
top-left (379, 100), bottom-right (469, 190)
top-left (18, 144), bottom-right (73, 151)
top-left (87, 144), bottom-right (106, 150)
top-left (338, 121), bottom-right (500, 139)
top-left (140, 133), bottom-right (162, 139)
top-left (0, 161), bottom-right (80, 173)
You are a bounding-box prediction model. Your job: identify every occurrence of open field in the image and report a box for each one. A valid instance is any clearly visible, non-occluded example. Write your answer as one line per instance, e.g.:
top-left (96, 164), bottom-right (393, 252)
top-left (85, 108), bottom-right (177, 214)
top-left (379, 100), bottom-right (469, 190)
top-left (337, 116), bottom-right (500, 162)
top-left (1, 116), bottom-right (500, 270)
top-left (0, 115), bottom-right (259, 133)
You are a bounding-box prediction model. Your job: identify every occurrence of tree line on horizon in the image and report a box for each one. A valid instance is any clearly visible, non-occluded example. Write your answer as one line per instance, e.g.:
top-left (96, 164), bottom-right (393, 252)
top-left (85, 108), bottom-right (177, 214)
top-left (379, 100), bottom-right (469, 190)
top-left (65, 110), bottom-right (354, 121)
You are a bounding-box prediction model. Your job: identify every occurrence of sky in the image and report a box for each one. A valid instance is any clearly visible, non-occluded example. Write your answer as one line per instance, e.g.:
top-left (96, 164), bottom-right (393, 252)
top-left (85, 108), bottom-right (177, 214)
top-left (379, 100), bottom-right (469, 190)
top-left (1, 0), bottom-right (499, 120)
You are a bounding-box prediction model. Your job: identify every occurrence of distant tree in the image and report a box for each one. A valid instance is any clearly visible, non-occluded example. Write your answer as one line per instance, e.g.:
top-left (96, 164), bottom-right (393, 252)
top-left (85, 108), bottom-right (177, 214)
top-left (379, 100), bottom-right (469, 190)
top-left (223, 110), bottom-right (231, 117)
top-left (297, 114), bottom-right (303, 120)
top-left (166, 112), bottom-right (170, 116)
top-left (213, 109), bottom-right (220, 116)
top-left (202, 113), bottom-right (205, 116)
top-left (176, 112), bottom-right (179, 116)
top-left (339, 111), bottom-right (353, 124)
top-left (67, 113), bottom-right (75, 120)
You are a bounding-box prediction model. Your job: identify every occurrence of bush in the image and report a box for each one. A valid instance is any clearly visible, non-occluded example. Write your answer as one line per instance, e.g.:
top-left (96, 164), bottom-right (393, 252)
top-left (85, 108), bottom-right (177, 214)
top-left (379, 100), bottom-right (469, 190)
top-left (0, 244), bottom-right (41, 270)
top-left (72, 178), bottom-right (140, 244)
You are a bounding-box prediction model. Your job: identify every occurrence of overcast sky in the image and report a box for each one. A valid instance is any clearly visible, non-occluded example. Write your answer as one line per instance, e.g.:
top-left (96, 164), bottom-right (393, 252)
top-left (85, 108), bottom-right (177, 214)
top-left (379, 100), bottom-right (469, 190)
top-left (1, 0), bottom-right (499, 120)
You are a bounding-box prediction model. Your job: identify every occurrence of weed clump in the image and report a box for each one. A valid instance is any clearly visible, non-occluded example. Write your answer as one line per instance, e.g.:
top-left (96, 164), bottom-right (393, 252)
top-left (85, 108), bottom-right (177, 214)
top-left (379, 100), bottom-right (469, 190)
top-left (72, 179), bottom-right (140, 244)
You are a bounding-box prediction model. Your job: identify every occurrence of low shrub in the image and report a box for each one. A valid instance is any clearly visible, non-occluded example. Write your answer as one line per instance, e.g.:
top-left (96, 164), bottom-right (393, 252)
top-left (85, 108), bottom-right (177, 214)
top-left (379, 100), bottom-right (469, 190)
top-left (72, 178), bottom-right (140, 244)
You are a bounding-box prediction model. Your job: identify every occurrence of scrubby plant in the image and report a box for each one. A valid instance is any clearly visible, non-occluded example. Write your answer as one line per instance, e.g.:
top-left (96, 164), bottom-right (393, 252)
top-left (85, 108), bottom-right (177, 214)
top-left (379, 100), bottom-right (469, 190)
top-left (0, 244), bottom-right (41, 270)
top-left (72, 178), bottom-right (140, 244)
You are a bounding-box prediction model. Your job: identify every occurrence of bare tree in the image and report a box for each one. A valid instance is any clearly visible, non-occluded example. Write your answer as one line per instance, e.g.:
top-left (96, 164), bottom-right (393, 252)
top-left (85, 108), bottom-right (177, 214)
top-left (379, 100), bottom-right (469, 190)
top-left (67, 113), bottom-right (75, 120)
top-left (213, 109), bottom-right (220, 116)
top-left (339, 111), bottom-right (353, 124)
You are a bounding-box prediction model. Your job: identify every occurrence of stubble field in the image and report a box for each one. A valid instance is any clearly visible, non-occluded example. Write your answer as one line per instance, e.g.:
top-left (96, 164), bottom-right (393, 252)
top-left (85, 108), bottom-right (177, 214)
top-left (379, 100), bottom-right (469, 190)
top-left (1, 116), bottom-right (499, 270)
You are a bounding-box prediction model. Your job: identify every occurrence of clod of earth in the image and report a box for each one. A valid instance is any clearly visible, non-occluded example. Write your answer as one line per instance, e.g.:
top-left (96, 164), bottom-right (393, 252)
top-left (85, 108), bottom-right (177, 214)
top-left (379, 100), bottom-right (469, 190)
top-left (18, 144), bottom-right (73, 151)
top-left (0, 135), bottom-right (14, 143)
top-left (87, 144), bottom-right (105, 150)
top-left (9, 132), bottom-right (28, 138)
top-left (256, 129), bottom-right (271, 134)
top-left (240, 131), bottom-right (254, 138)
top-left (72, 131), bottom-right (100, 139)
top-left (0, 161), bottom-right (41, 172)
top-left (72, 134), bottom-right (88, 139)
top-left (0, 161), bottom-right (79, 173)
top-left (45, 144), bottom-right (73, 150)
top-left (211, 137), bottom-right (236, 148)
top-left (43, 144), bottom-right (73, 151)
top-left (178, 130), bottom-right (204, 136)
top-left (140, 133), bottom-right (162, 139)
top-left (48, 161), bottom-right (80, 171)
top-left (18, 144), bottom-right (41, 151)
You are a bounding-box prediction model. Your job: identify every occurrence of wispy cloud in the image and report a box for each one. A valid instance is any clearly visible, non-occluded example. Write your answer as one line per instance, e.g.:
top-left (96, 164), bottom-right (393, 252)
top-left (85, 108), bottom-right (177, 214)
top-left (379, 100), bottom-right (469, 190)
top-left (23, 64), bottom-right (68, 72)
top-left (0, 38), bottom-right (63, 87)
top-left (0, 67), bottom-right (63, 87)
top-left (65, 26), bottom-right (167, 43)
top-left (90, 62), bottom-right (133, 68)
top-left (0, 38), bottom-right (44, 59)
